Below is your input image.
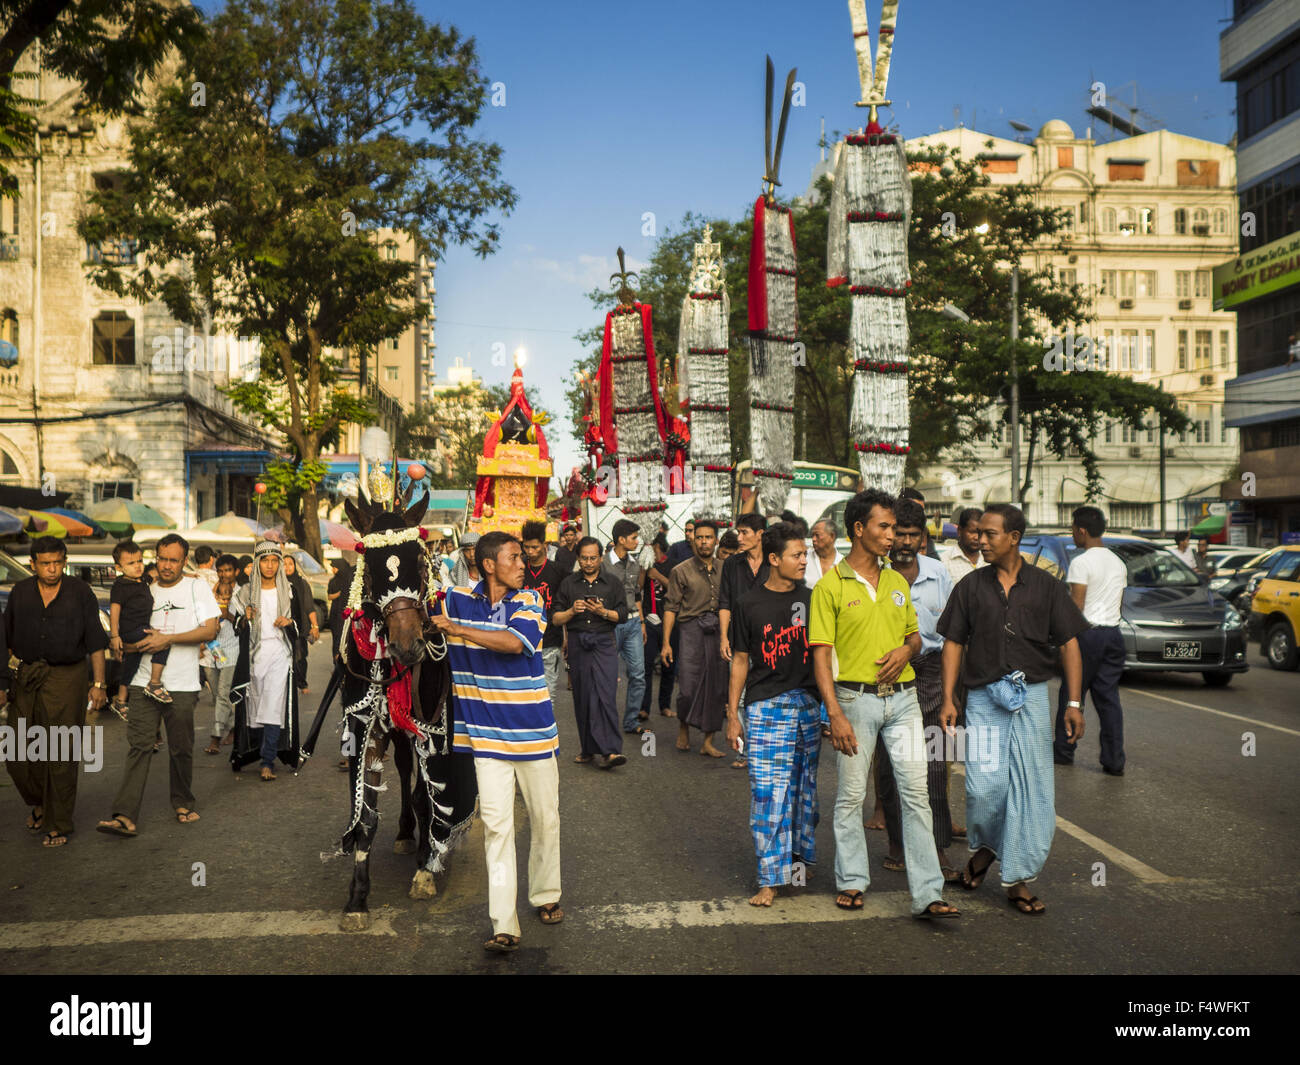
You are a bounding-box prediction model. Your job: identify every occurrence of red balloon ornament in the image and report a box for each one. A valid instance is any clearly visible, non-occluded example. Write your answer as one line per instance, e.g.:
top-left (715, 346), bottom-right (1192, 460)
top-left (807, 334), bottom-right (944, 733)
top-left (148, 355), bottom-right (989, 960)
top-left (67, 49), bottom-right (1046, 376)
top-left (406, 463), bottom-right (426, 481)
top-left (254, 482), bottom-right (267, 495)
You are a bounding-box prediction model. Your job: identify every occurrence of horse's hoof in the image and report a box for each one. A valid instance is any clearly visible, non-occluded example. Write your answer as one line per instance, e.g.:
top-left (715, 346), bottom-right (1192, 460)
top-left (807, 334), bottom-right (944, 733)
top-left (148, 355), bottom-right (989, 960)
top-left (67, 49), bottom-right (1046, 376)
top-left (393, 838), bottom-right (416, 855)
top-left (409, 870), bottom-right (436, 900)
top-left (339, 911), bottom-right (370, 932)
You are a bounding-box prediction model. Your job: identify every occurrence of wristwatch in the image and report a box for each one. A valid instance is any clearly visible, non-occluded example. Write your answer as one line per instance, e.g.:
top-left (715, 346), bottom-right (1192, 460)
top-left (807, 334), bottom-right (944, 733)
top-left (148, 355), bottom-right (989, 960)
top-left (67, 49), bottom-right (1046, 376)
top-left (92, 681), bottom-right (107, 690)
top-left (1066, 699), bottom-right (1081, 708)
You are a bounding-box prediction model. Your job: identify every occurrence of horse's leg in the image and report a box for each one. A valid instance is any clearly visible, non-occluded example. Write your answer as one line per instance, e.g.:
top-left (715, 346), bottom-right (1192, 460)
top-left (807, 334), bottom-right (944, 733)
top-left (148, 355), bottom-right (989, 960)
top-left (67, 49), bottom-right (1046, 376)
top-left (341, 729), bottom-right (388, 931)
top-left (393, 731), bottom-right (416, 855)
top-left (405, 662), bottom-right (436, 899)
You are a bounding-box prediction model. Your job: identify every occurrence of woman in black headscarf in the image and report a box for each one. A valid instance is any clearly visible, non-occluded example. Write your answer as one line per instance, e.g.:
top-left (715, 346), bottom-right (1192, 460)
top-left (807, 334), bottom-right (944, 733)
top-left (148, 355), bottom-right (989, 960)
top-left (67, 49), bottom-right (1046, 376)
top-left (327, 556), bottom-right (354, 659)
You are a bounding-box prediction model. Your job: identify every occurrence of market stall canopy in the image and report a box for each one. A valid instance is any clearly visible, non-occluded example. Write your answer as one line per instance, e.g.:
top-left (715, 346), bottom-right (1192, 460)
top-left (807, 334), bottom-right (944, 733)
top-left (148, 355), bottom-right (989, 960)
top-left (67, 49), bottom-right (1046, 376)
top-left (83, 499), bottom-right (177, 536)
top-left (1190, 513), bottom-right (1226, 536)
top-left (28, 509), bottom-right (94, 537)
top-left (45, 507), bottom-right (106, 536)
top-left (195, 511), bottom-right (273, 537)
top-left (0, 507), bottom-right (25, 536)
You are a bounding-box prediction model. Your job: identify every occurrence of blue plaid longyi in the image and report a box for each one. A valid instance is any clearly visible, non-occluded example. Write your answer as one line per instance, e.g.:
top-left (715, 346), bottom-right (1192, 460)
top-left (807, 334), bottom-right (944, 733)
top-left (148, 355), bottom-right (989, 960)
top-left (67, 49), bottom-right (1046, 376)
top-left (746, 690), bottom-right (822, 888)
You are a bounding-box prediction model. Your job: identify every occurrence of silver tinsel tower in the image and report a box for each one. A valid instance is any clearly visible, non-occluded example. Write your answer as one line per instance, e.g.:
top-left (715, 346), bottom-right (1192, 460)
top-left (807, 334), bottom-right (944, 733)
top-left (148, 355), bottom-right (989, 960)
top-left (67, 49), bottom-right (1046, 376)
top-left (830, 0), bottom-right (910, 494)
top-left (746, 58), bottom-right (799, 515)
top-left (678, 224), bottom-right (732, 523)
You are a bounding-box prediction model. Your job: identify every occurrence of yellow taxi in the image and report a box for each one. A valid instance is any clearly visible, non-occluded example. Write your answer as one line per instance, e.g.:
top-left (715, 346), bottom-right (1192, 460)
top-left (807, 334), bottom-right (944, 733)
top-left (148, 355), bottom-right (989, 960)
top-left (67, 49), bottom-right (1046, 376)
top-left (1246, 545), bottom-right (1300, 670)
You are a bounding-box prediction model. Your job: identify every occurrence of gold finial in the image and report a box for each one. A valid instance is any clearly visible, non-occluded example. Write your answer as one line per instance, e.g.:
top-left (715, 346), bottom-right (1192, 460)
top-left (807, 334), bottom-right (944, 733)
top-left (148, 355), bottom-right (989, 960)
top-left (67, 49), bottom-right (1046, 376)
top-left (610, 247), bottom-right (639, 308)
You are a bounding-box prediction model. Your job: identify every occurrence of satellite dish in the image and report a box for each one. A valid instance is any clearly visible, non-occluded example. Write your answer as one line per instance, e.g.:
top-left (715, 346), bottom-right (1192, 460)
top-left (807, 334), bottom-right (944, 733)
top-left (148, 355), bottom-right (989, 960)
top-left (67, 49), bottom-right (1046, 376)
top-left (1008, 120), bottom-right (1032, 132)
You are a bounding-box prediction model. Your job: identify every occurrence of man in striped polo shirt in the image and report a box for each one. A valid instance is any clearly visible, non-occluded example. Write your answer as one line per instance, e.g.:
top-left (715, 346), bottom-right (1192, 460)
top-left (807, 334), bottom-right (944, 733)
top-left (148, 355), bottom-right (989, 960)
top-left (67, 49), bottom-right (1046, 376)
top-left (431, 530), bottom-right (562, 953)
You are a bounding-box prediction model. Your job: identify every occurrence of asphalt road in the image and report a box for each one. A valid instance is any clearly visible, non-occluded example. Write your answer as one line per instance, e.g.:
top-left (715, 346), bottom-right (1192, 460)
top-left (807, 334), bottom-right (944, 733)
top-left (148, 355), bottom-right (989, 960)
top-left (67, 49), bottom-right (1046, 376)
top-left (1, 638), bottom-right (1296, 975)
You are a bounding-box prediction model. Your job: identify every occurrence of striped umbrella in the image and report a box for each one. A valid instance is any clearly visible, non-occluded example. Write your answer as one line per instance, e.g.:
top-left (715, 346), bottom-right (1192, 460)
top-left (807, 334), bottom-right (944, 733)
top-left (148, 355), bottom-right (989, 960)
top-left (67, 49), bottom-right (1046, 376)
top-left (195, 511), bottom-right (273, 537)
top-left (83, 499), bottom-right (177, 536)
top-left (29, 509), bottom-right (95, 537)
top-left (266, 519), bottom-right (359, 550)
top-left (0, 507), bottom-right (25, 536)
top-left (45, 507), bottom-right (107, 536)
top-left (3, 506), bottom-right (48, 533)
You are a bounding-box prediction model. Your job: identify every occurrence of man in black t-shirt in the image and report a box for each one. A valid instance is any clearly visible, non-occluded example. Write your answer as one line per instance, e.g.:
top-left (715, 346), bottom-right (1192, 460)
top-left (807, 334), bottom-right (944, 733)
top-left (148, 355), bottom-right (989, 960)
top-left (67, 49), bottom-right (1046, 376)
top-left (521, 522), bottom-right (566, 707)
top-left (725, 523), bottom-right (822, 908)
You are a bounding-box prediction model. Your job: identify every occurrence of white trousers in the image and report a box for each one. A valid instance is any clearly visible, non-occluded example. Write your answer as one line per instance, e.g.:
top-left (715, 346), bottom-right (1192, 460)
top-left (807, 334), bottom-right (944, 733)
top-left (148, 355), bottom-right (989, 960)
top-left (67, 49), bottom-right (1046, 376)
top-left (474, 754), bottom-right (561, 937)
top-left (541, 646), bottom-right (562, 707)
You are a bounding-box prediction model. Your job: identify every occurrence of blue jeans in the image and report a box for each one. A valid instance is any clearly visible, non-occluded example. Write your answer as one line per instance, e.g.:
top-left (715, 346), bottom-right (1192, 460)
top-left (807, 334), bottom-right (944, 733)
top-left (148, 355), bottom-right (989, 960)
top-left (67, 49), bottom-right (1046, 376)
top-left (614, 617), bottom-right (646, 731)
top-left (832, 684), bottom-right (945, 914)
top-left (260, 723), bottom-right (281, 770)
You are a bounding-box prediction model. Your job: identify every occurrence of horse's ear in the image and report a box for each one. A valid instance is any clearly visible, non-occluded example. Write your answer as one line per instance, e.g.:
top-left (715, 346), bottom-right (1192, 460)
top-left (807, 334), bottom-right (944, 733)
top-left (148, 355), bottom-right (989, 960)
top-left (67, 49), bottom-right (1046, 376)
top-left (345, 491), bottom-right (373, 536)
top-left (404, 492), bottom-right (428, 528)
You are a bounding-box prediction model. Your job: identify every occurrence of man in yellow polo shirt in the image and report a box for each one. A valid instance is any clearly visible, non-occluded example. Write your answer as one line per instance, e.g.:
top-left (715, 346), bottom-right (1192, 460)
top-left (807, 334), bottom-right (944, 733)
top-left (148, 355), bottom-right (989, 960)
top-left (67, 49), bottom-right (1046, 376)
top-left (810, 489), bottom-right (959, 920)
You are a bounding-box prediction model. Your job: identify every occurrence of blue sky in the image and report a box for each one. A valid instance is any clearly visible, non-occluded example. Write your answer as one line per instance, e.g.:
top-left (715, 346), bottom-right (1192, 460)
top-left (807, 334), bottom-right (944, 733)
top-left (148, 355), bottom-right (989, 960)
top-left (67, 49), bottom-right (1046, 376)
top-left (424, 0), bottom-right (1237, 480)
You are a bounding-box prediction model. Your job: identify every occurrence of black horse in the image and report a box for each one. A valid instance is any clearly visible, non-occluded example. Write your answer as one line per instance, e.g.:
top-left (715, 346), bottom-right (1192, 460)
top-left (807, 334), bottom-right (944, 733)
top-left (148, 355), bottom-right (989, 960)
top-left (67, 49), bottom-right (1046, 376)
top-left (332, 487), bottom-right (478, 932)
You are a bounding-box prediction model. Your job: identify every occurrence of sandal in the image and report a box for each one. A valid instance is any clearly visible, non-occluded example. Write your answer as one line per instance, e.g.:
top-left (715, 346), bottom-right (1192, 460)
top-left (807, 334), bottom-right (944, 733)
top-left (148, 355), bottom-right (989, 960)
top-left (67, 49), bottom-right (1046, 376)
top-left (573, 754), bottom-right (593, 764)
top-left (731, 757), bottom-right (747, 770)
top-left (175, 807), bottom-right (200, 824)
top-left (26, 807), bottom-right (43, 831)
top-left (144, 683), bottom-right (173, 705)
top-left (42, 831), bottom-right (69, 847)
top-left (204, 740), bottom-right (221, 755)
top-left (96, 816), bottom-right (137, 838)
top-left (1008, 890), bottom-right (1046, 916)
top-left (835, 889), bottom-right (865, 910)
top-left (484, 933), bottom-right (520, 953)
top-left (260, 767), bottom-right (276, 782)
top-left (914, 900), bottom-right (961, 920)
top-left (942, 866), bottom-right (962, 883)
top-left (961, 849), bottom-right (996, 891)
top-left (537, 903), bottom-right (564, 924)
top-left (108, 699), bottom-right (129, 721)
top-left (883, 855), bottom-right (906, 872)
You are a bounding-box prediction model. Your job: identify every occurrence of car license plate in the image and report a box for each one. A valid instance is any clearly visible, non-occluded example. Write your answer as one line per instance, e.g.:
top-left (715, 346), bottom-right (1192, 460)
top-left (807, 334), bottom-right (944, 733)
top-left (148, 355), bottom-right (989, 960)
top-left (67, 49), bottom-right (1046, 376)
top-left (1163, 640), bottom-right (1202, 661)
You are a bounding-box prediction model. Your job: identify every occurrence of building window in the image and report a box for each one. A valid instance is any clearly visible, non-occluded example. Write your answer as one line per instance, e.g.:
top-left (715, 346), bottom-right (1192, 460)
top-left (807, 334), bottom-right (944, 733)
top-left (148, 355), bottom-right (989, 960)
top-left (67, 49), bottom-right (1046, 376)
top-left (1139, 207), bottom-right (1155, 234)
top-left (385, 365), bottom-right (399, 380)
top-left (1194, 330), bottom-right (1212, 368)
top-left (389, 337), bottom-right (399, 351)
top-left (1118, 207), bottom-right (1137, 236)
top-left (1058, 268), bottom-right (1077, 287)
top-left (1191, 208), bottom-right (1209, 235)
top-left (1175, 271), bottom-right (1191, 299)
top-left (84, 239), bottom-right (138, 265)
top-left (1118, 329), bottom-right (1139, 370)
top-left (1100, 207), bottom-right (1116, 234)
top-left (1079, 200), bottom-right (1090, 225)
top-left (1058, 205), bottom-right (1075, 233)
top-left (92, 312), bottom-right (136, 365)
top-left (0, 308), bottom-right (16, 356)
top-left (1173, 208), bottom-right (1187, 235)
top-left (1104, 420), bottom-right (1113, 443)
top-left (1194, 270), bottom-right (1211, 298)
top-left (1144, 330), bottom-right (1156, 371)
top-left (1138, 271), bottom-right (1157, 298)
top-left (1213, 208), bottom-right (1227, 235)
top-left (1117, 270), bottom-right (1136, 299)
top-left (1193, 404), bottom-right (1212, 444)
top-left (1220, 330), bottom-right (1231, 368)
top-left (0, 449), bottom-right (18, 481)
top-left (93, 481), bottom-right (135, 502)
top-left (1100, 270), bottom-right (1116, 295)
top-left (1178, 329), bottom-right (1188, 370)
top-left (1110, 502), bottom-right (1153, 528)
top-left (384, 242), bottom-right (399, 260)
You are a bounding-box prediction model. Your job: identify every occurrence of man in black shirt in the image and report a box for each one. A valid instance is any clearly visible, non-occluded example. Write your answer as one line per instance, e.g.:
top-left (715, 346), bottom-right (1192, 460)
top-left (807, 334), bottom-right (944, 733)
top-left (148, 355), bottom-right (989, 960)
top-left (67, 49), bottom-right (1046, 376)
top-left (937, 504), bottom-right (1086, 916)
top-left (0, 536), bottom-right (109, 846)
top-left (553, 524), bottom-right (579, 575)
top-left (521, 521), bottom-right (566, 707)
top-left (719, 513), bottom-right (768, 769)
top-left (552, 537), bottom-right (627, 769)
top-left (639, 534), bottom-right (673, 719)
top-left (725, 523), bottom-right (821, 907)
top-left (663, 519), bottom-right (696, 572)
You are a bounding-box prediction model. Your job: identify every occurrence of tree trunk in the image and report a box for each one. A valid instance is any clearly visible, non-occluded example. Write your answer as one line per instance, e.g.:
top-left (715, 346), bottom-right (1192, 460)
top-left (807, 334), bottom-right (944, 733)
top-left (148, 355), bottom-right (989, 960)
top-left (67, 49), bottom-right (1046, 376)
top-left (299, 483), bottom-right (324, 564)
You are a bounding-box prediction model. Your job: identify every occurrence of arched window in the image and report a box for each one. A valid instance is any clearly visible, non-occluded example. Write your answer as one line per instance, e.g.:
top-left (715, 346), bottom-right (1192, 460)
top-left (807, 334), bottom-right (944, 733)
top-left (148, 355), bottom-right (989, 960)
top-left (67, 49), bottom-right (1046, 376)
top-left (1192, 208), bottom-right (1209, 234)
top-left (1140, 207), bottom-right (1155, 234)
top-left (1118, 207), bottom-right (1137, 236)
top-left (1213, 208), bottom-right (1227, 234)
top-left (1100, 207), bottom-right (1116, 233)
top-left (0, 309), bottom-right (16, 367)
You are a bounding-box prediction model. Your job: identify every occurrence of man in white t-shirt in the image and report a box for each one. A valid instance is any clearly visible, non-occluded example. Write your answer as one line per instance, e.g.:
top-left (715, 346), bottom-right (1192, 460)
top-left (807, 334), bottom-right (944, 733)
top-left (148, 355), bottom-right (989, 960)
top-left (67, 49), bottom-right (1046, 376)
top-left (98, 534), bottom-right (220, 837)
top-left (1169, 531), bottom-right (1197, 571)
top-left (805, 518), bottom-right (842, 588)
top-left (1054, 506), bottom-right (1127, 776)
top-left (943, 507), bottom-right (987, 585)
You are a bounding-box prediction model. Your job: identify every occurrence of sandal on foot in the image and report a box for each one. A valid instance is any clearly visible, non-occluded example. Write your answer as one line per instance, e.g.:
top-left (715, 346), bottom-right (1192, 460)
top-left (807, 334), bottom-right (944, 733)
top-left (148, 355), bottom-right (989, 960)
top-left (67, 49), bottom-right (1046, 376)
top-left (42, 831), bottom-right (68, 847)
top-left (260, 768), bottom-right (276, 782)
top-left (175, 807), bottom-right (200, 824)
top-left (914, 900), bottom-right (961, 920)
top-left (573, 754), bottom-right (593, 764)
top-left (108, 699), bottom-right (129, 721)
top-left (96, 816), bottom-right (137, 838)
top-left (942, 866), bottom-right (962, 883)
top-left (961, 850), bottom-right (996, 891)
top-left (835, 890), bottom-right (865, 910)
top-left (203, 740), bottom-right (221, 755)
top-left (883, 855), bottom-right (906, 872)
top-left (537, 903), bottom-right (564, 925)
top-left (731, 758), bottom-right (747, 770)
top-left (26, 807), bottom-right (43, 831)
top-left (1008, 892), bottom-right (1046, 916)
top-left (144, 683), bottom-right (173, 704)
top-left (484, 933), bottom-right (519, 953)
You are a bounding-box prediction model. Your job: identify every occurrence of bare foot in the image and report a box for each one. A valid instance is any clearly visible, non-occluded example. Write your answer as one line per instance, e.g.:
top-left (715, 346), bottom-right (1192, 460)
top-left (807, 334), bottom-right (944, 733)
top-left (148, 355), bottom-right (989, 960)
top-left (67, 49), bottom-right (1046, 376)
top-left (749, 886), bottom-right (776, 907)
top-left (865, 803), bottom-right (886, 831)
top-left (700, 743), bottom-right (725, 758)
top-left (676, 725), bottom-right (690, 751)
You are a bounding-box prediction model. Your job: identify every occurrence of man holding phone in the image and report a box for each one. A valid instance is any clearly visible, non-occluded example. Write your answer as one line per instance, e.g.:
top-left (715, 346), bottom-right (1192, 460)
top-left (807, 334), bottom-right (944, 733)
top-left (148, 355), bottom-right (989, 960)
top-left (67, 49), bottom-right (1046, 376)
top-left (552, 537), bottom-right (628, 769)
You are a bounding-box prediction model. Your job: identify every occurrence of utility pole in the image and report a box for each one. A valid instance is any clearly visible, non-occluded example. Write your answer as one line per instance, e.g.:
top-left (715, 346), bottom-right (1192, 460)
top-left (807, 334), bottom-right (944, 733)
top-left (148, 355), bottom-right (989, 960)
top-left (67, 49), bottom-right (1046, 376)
top-left (1159, 410), bottom-right (1167, 538)
top-left (1009, 266), bottom-right (1021, 506)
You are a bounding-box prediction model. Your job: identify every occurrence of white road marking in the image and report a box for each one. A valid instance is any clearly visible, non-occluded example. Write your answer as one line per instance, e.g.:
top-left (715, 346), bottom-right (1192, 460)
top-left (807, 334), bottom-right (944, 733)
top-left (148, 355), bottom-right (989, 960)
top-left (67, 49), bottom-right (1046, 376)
top-left (950, 764), bottom-right (1173, 882)
top-left (1121, 687), bottom-right (1300, 737)
top-left (1053, 815), bottom-right (1173, 883)
top-left (0, 909), bottom-right (397, 951)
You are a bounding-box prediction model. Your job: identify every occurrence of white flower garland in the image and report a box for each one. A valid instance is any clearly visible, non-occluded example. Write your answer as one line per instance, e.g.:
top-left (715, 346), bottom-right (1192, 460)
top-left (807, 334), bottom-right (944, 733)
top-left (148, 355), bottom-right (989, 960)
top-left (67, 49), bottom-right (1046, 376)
top-left (346, 525), bottom-right (428, 611)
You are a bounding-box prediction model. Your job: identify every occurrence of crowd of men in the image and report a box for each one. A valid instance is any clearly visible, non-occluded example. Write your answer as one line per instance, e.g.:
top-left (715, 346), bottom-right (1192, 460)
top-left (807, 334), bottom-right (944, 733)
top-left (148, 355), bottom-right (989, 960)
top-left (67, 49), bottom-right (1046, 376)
top-left (3, 487), bottom-right (1137, 952)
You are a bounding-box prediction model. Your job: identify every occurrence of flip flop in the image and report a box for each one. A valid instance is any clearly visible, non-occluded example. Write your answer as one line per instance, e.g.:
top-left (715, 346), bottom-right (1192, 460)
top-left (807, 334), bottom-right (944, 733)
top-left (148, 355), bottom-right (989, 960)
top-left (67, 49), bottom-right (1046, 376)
top-left (604, 753), bottom-right (627, 768)
top-left (175, 808), bottom-right (200, 824)
top-left (26, 808), bottom-right (43, 831)
top-left (1008, 893), bottom-right (1046, 916)
top-left (537, 903), bottom-right (564, 924)
top-left (96, 816), bottom-right (137, 839)
top-left (835, 890), bottom-right (865, 910)
top-left (961, 850), bottom-right (996, 891)
top-left (883, 856), bottom-right (906, 872)
top-left (942, 866), bottom-right (962, 883)
top-left (42, 831), bottom-right (68, 848)
top-left (203, 741), bottom-right (221, 755)
top-left (914, 900), bottom-right (961, 920)
top-left (484, 933), bottom-right (519, 953)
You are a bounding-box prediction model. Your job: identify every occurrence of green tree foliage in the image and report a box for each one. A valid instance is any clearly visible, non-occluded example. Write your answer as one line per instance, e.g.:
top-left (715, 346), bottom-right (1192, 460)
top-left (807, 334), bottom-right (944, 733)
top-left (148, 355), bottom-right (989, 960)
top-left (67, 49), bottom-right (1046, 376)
top-left (0, 0), bottom-right (204, 187)
top-left (77, 0), bottom-right (516, 559)
top-left (570, 141), bottom-right (1188, 503)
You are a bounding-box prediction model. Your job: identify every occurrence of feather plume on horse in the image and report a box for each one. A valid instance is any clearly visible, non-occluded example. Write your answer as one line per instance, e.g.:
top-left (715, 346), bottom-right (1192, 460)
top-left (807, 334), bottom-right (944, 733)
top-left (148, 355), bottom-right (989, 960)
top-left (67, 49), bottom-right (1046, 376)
top-left (308, 480), bottom-right (477, 932)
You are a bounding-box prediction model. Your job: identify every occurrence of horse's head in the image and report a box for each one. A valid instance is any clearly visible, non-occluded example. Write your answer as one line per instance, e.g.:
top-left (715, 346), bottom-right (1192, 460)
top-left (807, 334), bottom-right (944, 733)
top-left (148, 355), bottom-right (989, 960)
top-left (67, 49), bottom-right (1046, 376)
top-left (345, 484), bottom-right (430, 667)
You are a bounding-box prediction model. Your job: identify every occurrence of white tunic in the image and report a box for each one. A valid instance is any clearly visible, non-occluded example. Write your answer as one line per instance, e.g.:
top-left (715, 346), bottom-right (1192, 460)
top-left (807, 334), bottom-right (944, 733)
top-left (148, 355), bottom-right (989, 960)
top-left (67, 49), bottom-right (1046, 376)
top-left (249, 587), bottom-right (292, 727)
